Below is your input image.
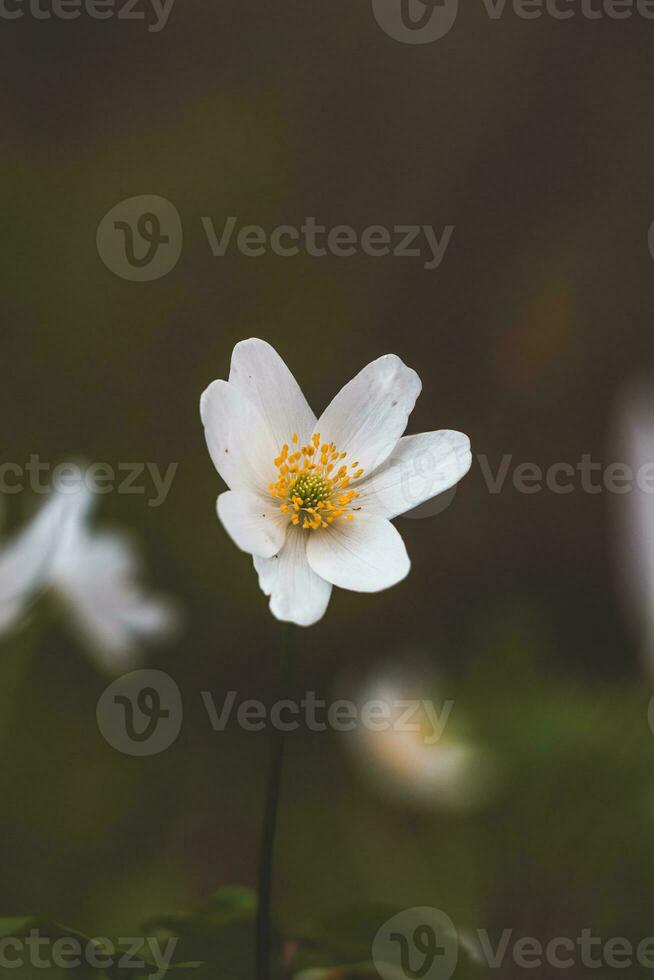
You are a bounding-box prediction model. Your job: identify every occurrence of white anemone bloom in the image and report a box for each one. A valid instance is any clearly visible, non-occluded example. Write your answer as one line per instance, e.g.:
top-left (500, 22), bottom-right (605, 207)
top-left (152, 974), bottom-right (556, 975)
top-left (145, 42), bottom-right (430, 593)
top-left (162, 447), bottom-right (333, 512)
top-left (0, 491), bottom-right (77, 636)
top-left (43, 481), bottom-right (177, 671)
top-left (200, 339), bottom-right (471, 627)
top-left (350, 674), bottom-right (494, 811)
top-left (614, 382), bottom-right (654, 671)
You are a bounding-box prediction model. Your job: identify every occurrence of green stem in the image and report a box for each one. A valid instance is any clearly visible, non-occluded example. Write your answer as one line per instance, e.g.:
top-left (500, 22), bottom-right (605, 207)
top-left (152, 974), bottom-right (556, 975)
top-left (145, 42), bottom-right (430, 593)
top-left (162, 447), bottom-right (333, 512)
top-left (256, 627), bottom-right (295, 980)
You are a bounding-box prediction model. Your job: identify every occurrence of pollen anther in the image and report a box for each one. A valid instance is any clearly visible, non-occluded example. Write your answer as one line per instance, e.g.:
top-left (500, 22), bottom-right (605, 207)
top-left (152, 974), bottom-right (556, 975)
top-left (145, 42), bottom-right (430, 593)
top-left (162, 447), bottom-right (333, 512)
top-left (269, 434), bottom-right (364, 530)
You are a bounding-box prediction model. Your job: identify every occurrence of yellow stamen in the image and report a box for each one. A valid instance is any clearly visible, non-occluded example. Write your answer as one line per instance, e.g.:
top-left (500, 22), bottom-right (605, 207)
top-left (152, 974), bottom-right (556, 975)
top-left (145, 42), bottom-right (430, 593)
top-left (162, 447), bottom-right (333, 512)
top-left (268, 432), bottom-right (364, 531)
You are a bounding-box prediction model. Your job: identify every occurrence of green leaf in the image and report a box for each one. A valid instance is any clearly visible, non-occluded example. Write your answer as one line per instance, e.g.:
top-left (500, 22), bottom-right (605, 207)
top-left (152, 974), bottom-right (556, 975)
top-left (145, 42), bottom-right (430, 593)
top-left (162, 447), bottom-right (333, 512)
top-left (143, 887), bottom-right (278, 980)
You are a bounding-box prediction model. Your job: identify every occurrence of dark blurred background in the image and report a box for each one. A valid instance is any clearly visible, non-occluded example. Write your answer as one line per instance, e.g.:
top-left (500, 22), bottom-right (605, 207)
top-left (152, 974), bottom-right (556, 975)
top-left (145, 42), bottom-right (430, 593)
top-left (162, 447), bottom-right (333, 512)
top-left (1, 3), bottom-right (654, 976)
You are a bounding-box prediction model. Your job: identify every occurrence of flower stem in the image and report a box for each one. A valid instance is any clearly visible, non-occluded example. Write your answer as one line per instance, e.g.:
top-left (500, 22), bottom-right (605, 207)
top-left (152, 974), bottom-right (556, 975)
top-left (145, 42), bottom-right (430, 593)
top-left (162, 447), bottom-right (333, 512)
top-left (256, 626), bottom-right (295, 980)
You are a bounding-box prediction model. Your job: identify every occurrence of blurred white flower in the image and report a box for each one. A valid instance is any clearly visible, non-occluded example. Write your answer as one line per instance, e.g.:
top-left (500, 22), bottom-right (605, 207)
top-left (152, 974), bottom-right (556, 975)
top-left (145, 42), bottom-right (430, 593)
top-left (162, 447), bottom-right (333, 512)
top-left (44, 481), bottom-right (178, 672)
top-left (348, 671), bottom-right (494, 811)
top-left (200, 338), bottom-right (471, 627)
top-left (0, 490), bottom-right (77, 636)
top-left (614, 381), bottom-right (654, 672)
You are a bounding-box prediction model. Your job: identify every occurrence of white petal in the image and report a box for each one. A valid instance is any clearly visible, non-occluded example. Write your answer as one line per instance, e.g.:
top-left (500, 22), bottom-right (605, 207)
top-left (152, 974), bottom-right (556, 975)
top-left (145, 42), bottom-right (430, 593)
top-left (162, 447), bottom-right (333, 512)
top-left (53, 529), bottom-right (177, 670)
top-left (316, 354), bottom-right (421, 477)
top-left (0, 486), bottom-right (88, 627)
top-left (306, 513), bottom-right (410, 593)
top-left (356, 430), bottom-right (472, 519)
top-left (200, 379), bottom-right (278, 493)
top-left (217, 490), bottom-right (287, 558)
top-left (229, 338), bottom-right (317, 447)
top-left (0, 599), bottom-right (23, 634)
top-left (617, 386), bottom-right (654, 611)
top-left (254, 530), bottom-right (332, 627)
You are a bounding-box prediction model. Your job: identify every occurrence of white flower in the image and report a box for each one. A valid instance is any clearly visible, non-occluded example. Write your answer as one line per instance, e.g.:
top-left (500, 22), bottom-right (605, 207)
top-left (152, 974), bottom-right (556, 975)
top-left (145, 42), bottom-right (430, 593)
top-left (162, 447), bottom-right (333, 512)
top-left (200, 339), bottom-right (471, 626)
top-left (0, 491), bottom-right (77, 636)
top-left (348, 670), bottom-right (494, 811)
top-left (43, 481), bottom-right (178, 671)
top-left (615, 382), bottom-right (654, 670)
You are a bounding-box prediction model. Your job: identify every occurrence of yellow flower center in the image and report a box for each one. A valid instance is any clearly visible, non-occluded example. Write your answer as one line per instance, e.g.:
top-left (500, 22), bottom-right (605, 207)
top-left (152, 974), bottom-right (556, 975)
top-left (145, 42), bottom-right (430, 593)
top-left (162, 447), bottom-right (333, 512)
top-left (269, 432), bottom-right (364, 530)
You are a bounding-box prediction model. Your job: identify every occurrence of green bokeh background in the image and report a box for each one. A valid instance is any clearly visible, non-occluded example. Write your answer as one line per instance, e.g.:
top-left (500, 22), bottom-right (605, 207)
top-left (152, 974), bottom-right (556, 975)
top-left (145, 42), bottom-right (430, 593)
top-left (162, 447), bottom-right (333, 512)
top-left (1, 3), bottom-right (654, 976)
